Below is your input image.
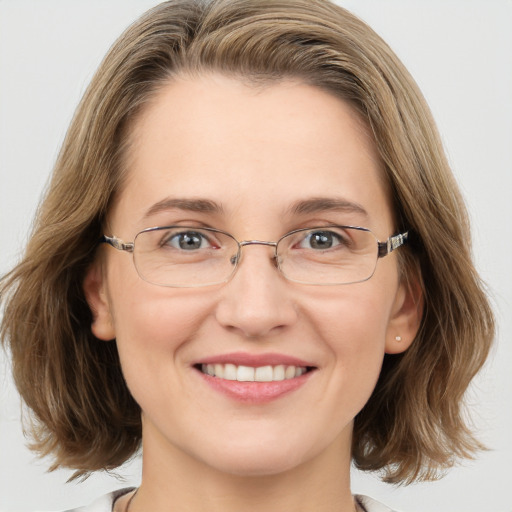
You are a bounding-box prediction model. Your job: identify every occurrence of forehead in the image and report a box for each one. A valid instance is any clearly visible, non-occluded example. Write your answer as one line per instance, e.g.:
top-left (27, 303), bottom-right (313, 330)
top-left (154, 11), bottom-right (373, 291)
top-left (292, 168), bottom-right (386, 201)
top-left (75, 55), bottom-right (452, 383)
top-left (112, 73), bottom-right (393, 236)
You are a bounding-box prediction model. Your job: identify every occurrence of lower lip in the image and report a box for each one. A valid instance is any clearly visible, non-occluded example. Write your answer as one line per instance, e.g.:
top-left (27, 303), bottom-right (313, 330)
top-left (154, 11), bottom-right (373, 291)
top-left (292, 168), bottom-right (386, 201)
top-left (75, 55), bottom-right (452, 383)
top-left (196, 369), bottom-right (314, 404)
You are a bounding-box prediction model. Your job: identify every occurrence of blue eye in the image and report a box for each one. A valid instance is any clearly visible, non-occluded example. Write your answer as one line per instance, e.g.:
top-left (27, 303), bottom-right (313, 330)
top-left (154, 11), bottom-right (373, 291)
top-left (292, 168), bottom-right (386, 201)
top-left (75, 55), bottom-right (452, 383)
top-left (166, 231), bottom-right (211, 251)
top-left (300, 230), bottom-right (344, 250)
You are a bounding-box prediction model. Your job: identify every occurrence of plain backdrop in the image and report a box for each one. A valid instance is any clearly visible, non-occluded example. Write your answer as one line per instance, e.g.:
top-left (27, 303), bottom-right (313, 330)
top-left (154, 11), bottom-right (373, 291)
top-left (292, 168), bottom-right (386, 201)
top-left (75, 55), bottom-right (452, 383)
top-left (1, 1), bottom-right (511, 511)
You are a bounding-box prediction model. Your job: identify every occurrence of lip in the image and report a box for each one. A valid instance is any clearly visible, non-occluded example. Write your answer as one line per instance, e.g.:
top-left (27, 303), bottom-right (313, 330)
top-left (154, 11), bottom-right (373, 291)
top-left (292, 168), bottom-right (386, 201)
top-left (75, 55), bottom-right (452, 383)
top-left (196, 351), bottom-right (314, 368)
top-left (192, 352), bottom-right (317, 404)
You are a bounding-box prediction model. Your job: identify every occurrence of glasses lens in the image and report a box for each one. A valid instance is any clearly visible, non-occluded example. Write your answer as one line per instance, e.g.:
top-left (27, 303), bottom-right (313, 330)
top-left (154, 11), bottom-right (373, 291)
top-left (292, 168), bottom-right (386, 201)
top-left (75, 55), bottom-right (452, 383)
top-left (133, 227), bottom-right (239, 287)
top-left (277, 226), bottom-right (378, 285)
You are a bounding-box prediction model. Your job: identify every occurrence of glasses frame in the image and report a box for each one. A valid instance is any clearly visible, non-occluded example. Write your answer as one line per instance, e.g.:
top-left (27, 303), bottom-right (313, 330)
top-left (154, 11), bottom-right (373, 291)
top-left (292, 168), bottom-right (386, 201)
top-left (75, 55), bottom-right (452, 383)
top-left (101, 225), bottom-right (408, 287)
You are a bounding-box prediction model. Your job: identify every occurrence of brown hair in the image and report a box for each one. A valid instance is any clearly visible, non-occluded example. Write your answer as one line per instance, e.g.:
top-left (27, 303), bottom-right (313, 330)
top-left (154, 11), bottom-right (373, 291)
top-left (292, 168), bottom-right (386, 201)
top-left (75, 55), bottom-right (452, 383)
top-left (0, 0), bottom-right (494, 483)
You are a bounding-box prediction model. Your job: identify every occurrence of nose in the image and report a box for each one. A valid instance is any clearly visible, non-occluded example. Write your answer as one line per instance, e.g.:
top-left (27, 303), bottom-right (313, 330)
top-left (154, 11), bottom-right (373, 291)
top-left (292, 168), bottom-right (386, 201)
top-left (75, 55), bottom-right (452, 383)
top-left (215, 243), bottom-right (298, 339)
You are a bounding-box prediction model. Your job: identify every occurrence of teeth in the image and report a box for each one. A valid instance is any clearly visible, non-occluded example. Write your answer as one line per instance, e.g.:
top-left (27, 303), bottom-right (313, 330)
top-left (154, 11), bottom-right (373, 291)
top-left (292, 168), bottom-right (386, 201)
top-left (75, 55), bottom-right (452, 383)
top-left (273, 365), bottom-right (285, 381)
top-left (214, 363), bottom-right (224, 379)
top-left (285, 365), bottom-right (296, 379)
top-left (224, 364), bottom-right (237, 380)
top-left (200, 363), bottom-right (308, 382)
top-left (237, 365), bottom-right (255, 381)
top-left (254, 365), bottom-right (273, 382)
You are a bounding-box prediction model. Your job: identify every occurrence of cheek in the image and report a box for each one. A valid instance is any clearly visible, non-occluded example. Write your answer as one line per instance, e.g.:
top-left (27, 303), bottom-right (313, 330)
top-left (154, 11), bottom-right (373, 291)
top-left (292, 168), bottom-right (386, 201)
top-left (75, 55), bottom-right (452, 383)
top-left (304, 285), bottom-right (394, 390)
top-left (115, 293), bottom-right (212, 348)
top-left (107, 279), bottom-right (216, 397)
top-left (310, 285), bottom-right (392, 345)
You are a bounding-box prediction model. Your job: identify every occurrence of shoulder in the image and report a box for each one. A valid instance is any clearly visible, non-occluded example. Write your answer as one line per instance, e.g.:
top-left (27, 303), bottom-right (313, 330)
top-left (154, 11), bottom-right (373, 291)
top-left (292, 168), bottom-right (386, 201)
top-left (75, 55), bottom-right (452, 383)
top-left (46, 490), bottom-right (393, 512)
top-left (50, 488), bottom-right (135, 512)
top-left (355, 494), bottom-right (401, 512)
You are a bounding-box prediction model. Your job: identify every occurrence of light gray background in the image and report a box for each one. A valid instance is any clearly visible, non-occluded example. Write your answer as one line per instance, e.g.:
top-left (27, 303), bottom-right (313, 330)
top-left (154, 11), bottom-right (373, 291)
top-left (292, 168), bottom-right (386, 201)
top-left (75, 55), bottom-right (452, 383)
top-left (1, 1), bottom-right (511, 511)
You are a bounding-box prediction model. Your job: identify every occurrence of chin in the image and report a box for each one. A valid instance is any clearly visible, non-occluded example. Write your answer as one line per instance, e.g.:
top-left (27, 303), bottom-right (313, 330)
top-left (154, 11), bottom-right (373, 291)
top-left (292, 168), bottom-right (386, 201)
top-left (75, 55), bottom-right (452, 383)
top-left (195, 431), bottom-right (316, 477)
top-left (206, 450), bottom-right (305, 477)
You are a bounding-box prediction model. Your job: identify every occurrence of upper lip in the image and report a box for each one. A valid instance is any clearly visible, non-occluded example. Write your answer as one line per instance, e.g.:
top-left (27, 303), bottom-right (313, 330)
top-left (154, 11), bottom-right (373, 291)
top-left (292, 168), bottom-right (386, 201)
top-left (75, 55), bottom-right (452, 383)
top-left (194, 352), bottom-right (316, 368)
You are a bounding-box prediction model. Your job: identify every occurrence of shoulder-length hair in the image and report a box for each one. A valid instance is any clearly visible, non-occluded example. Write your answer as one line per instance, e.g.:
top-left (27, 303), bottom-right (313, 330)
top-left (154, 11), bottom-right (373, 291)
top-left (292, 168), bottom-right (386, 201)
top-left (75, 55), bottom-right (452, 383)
top-left (0, 0), bottom-right (494, 483)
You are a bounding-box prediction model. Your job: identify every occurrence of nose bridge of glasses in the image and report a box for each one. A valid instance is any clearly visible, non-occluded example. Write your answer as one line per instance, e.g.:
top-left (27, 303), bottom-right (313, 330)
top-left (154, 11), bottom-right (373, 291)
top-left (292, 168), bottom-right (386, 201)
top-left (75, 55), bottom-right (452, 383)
top-left (230, 240), bottom-right (279, 267)
top-left (239, 240), bottom-right (278, 249)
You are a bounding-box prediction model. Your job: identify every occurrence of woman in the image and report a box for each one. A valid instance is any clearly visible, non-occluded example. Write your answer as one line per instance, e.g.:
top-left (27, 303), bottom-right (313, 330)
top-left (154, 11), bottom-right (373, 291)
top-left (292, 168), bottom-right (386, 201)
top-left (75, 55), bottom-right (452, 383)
top-left (0, 1), bottom-right (495, 511)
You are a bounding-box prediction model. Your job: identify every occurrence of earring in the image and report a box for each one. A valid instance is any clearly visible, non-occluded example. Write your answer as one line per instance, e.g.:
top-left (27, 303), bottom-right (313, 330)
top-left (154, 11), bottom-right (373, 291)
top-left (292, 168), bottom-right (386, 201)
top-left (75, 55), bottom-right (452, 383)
top-left (395, 336), bottom-right (402, 342)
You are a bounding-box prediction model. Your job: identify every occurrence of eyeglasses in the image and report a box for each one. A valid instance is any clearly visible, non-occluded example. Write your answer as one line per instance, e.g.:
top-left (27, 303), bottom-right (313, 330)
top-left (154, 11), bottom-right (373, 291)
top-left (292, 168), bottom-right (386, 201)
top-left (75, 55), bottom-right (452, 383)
top-left (101, 225), bottom-right (408, 287)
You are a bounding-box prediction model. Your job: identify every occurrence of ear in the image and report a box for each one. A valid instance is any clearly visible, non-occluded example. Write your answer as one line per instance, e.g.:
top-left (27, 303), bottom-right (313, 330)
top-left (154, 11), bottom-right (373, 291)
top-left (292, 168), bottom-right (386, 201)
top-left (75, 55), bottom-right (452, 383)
top-left (83, 261), bottom-right (116, 341)
top-left (385, 276), bottom-right (423, 354)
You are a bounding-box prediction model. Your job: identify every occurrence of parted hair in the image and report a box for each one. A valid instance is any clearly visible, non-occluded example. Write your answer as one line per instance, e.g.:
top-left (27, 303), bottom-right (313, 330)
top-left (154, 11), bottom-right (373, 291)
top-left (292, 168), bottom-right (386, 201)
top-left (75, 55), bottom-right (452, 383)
top-left (0, 0), bottom-right (494, 483)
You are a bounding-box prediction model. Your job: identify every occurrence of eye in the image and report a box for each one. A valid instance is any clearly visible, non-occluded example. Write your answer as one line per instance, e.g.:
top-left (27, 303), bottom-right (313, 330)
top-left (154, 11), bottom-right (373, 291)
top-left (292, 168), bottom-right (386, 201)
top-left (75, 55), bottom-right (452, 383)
top-left (299, 230), bottom-right (345, 250)
top-left (164, 230), bottom-right (212, 251)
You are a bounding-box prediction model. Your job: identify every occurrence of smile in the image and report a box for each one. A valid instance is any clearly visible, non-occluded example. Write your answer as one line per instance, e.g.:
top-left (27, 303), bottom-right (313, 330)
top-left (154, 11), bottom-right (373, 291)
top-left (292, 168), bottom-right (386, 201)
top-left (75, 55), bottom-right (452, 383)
top-left (200, 363), bottom-right (308, 382)
top-left (194, 354), bottom-right (316, 403)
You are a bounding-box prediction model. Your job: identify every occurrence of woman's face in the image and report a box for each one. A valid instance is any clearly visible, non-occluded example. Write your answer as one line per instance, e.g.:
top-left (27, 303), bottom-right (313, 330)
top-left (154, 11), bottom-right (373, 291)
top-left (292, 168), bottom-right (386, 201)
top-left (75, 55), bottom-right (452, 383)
top-left (86, 74), bottom-right (419, 477)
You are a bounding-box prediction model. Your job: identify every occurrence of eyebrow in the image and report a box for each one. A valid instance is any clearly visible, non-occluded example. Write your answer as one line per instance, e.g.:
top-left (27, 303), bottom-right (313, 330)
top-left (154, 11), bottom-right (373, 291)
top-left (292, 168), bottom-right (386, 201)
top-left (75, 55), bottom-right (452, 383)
top-left (143, 197), bottom-right (223, 218)
top-left (143, 196), bottom-right (368, 220)
top-left (288, 197), bottom-right (369, 218)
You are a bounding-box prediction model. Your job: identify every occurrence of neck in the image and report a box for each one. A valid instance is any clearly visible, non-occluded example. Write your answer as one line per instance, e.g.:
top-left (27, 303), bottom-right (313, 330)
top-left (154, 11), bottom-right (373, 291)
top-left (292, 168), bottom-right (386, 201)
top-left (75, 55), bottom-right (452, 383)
top-left (132, 426), bottom-right (356, 512)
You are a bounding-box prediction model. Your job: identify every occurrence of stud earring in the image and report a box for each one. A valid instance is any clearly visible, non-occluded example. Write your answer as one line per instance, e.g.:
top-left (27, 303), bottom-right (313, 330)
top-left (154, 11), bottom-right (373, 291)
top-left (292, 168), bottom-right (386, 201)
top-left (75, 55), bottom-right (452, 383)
top-left (395, 336), bottom-right (402, 342)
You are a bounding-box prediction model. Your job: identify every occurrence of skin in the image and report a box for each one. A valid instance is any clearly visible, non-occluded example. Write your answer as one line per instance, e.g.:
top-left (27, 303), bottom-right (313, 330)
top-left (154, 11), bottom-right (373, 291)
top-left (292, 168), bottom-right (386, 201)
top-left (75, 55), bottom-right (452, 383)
top-left (84, 74), bottom-right (421, 512)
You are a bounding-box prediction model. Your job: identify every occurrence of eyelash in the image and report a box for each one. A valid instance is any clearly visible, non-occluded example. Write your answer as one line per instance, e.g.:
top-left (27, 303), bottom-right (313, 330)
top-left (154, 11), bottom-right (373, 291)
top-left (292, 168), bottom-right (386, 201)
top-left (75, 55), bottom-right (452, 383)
top-left (156, 227), bottom-right (352, 252)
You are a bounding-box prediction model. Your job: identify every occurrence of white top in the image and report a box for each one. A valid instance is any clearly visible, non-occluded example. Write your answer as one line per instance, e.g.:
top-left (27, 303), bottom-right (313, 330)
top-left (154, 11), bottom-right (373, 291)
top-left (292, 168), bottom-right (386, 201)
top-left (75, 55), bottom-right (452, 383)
top-left (60, 488), bottom-right (398, 512)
